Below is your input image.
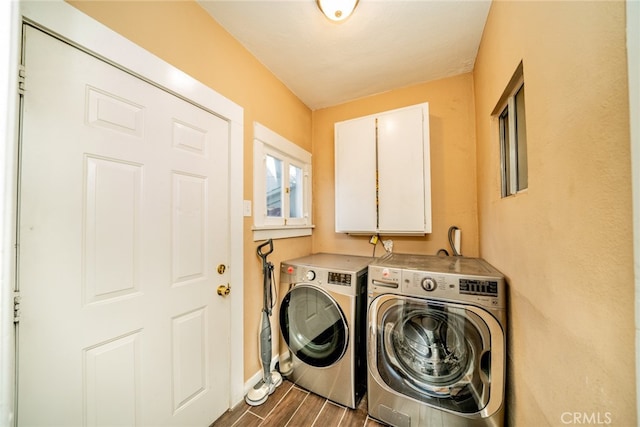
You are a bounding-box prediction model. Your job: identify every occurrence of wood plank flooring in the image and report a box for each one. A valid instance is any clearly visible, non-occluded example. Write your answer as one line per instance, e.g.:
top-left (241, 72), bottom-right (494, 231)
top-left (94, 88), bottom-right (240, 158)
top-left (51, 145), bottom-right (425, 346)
top-left (210, 380), bottom-right (387, 427)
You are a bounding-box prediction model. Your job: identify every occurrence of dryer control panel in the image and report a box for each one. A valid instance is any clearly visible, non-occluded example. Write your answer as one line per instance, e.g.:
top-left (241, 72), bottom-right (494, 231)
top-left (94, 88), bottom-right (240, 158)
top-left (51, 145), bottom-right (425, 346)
top-left (328, 271), bottom-right (352, 286)
top-left (282, 265), bottom-right (355, 288)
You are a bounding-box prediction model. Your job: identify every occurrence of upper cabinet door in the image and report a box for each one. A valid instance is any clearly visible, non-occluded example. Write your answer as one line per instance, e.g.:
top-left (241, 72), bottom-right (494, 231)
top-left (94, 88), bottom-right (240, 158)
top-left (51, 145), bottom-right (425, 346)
top-left (334, 115), bottom-right (377, 233)
top-left (334, 103), bottom-right (431, 235)
top-left (377, 104), bottom-right (431, 234)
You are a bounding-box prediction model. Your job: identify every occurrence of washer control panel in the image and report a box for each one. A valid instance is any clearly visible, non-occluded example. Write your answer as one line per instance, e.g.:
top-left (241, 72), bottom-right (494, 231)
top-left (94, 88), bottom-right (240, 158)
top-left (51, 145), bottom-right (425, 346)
top-left (420, 277), bottom-right (437, 291)
top-left (367, 254), bottom-right (505, 309)
top-left (402, 272), bottom-right (449, 295)
top-left (460, 278), bottom-right (498, 297)
top-left (398, 270), bottom-right (502, 308)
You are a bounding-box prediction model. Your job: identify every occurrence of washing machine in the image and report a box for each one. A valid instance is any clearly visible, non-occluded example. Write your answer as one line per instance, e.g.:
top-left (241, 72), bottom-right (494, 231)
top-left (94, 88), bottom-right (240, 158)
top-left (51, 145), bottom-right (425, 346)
top-left (279, 253), bottom-right (373, 409)
top-left (367, 253), bottom-right (506, 427)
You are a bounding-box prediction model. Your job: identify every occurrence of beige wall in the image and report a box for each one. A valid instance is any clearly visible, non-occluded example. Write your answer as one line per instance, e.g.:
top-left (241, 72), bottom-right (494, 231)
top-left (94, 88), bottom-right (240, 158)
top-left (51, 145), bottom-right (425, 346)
top-left (67, 0), bottom-right (313, 381)
top-left (312, 73), bottom-right (480, 257)
top-left (474, 1), bottom-right (635, 425)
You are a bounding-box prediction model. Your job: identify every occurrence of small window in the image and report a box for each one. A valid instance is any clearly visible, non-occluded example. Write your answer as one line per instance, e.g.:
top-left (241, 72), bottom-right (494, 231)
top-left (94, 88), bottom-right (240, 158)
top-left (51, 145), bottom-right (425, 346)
top-left (253, 123), bottom-right (313, 240)
top-left (266, 154), bottom-right (283, 217)
top-left (495, 62), bottom-right (528, 197)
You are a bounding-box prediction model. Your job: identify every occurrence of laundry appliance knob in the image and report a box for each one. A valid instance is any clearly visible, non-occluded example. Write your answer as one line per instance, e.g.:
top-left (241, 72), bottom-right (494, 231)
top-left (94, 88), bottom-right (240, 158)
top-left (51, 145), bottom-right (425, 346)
top-left (421, 277), bottom-right (437, 292)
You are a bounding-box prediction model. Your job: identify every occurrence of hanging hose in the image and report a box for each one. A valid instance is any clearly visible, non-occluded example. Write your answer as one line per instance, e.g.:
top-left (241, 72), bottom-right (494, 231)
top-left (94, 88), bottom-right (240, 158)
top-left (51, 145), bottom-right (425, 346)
top-left (448, 226), bottom-right (461, 256)
top-left (437, 226), bottom-right (461, 256)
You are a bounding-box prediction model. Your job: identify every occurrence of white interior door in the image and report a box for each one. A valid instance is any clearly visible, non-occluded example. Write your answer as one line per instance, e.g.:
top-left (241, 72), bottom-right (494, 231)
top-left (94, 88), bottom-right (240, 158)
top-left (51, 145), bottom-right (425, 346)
top-left (17, 25), bottom-right (230, 426)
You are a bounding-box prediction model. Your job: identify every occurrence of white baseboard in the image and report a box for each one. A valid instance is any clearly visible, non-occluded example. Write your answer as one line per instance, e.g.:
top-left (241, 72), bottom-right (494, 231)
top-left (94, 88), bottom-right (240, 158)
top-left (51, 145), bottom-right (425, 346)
top-left (243, 355), bottom-right (281, 395)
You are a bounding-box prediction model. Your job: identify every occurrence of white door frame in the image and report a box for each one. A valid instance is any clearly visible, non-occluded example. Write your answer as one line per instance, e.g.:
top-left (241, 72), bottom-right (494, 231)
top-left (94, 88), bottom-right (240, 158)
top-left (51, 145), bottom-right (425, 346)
top-left (0, 1), bottom-right (20, 426)
top-left (0, 1), bottom-right (245, 424)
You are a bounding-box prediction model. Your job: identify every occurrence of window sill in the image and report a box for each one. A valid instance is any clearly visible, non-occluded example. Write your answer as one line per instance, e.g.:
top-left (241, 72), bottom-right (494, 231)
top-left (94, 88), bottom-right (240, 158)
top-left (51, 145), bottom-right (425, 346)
top-left (252, 225), bottom-right (315, 241)
top-left (501, 188), bottom-right (528, 199)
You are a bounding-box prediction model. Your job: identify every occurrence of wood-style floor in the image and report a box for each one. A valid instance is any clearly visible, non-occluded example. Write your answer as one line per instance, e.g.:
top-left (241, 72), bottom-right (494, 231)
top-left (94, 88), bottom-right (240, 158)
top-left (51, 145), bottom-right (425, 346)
top-left (210, 380), bottom-right (387, 427)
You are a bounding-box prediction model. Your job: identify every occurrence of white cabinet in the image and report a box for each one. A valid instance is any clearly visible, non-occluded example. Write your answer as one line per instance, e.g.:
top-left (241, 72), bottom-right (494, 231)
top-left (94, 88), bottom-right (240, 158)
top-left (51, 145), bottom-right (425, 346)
top-left (334, 103), bottom-right (431, 235)
top-left (334, 115), bottom-right (377, 233)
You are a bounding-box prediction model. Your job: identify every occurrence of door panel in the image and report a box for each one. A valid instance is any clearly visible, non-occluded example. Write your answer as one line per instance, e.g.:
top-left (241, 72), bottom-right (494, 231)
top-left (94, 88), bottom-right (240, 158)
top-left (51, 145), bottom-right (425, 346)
top-left (84, 156), bottom-right (142, 304)
top-left (172, 172), bottom-right (207, 284)
top-left (84, 331), bottom-right (141, 427)
top-left (334, 116), bottom-right (377, 233)
top-left (18, 25), bottom-right (230, 426)
top-left (377, 106), bottom-right (426, 233)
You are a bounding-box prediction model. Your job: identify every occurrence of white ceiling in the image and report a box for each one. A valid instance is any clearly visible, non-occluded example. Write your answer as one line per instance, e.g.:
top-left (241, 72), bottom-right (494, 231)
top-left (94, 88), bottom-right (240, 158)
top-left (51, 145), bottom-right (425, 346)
top-left (198, 0), bottom-right (491, 110)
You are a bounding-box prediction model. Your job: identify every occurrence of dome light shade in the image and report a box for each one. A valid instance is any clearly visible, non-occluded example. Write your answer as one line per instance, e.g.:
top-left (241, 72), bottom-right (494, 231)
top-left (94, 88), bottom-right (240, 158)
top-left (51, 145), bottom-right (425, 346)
top-left (317, 0), bottom-right (359, 22)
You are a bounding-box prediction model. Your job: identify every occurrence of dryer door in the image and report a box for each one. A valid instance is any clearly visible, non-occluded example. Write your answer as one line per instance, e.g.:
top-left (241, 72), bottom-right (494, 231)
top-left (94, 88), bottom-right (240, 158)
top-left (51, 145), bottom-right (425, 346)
top-left (280, 284), bottom-right (349, 367)
top-left (369, 294), bottom-right (503, 415)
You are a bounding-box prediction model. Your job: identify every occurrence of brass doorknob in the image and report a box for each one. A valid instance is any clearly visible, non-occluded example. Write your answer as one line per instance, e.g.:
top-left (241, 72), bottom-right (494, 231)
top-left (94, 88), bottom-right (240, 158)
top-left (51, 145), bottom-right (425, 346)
top-left (217, 284), bottom-right (231, 297)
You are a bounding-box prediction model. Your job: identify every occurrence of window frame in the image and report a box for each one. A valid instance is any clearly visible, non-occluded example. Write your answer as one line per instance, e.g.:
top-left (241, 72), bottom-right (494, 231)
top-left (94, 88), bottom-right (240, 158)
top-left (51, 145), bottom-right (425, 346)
top-left (494, 62), bottom-right (528, 198)
top-left (253, 123), bottom-right (313, 240)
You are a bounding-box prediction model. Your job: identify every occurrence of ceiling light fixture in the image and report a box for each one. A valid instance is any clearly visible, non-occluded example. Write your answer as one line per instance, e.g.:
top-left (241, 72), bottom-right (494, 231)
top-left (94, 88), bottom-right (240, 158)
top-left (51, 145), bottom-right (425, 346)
top-left (317, 0), bottom-right (359, 22)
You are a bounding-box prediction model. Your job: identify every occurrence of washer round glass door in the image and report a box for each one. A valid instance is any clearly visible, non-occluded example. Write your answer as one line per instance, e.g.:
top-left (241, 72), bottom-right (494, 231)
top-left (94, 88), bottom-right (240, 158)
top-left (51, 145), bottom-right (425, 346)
top-left (370, 295), bottom-right (493, 414)
top-left (280, 284), bottom-right (348, 368)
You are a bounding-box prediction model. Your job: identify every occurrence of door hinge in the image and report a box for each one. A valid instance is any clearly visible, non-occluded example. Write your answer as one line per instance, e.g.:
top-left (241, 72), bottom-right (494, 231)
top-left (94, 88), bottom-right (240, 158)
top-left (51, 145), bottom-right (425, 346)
top-left (14, 291), bottom-right (21, 323)
top-left (18, 65), bottom-right (26, 95)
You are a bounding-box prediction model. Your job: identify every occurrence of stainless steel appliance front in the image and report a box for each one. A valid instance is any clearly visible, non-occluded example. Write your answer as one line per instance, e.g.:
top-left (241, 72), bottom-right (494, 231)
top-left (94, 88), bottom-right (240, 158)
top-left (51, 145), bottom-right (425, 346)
top-left (279, 253), bottom-right (372, 409)
top-left (367, 253), bottom-right (506, 426)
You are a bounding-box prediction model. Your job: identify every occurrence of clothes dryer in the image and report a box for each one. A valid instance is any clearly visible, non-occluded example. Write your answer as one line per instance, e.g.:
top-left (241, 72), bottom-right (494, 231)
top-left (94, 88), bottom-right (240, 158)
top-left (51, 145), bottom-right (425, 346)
top-left (367, 253), bottom-right (506, 427)
top-left (279, 253), bottom-right (372, 409)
